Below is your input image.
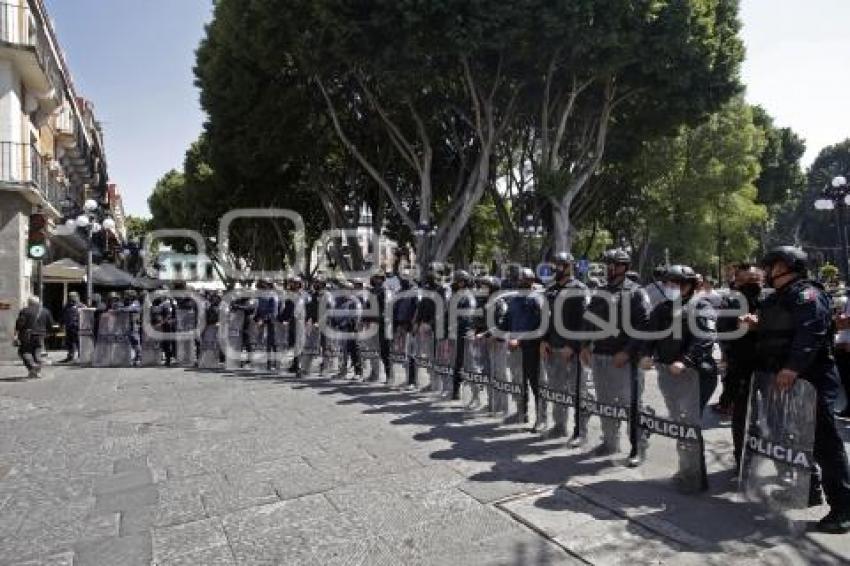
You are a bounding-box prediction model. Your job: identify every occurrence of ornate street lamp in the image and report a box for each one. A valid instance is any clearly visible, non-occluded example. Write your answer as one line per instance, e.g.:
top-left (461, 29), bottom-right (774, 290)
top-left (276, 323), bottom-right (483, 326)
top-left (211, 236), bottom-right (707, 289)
top-left (70, 199), bottom-right (115, 306)
top-left (814, 175), bottom-right (850, 281)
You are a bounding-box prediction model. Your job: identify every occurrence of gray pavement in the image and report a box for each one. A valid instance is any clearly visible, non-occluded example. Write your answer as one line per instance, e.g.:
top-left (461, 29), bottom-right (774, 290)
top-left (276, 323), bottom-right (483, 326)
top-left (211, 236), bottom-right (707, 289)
top-left (1, 356), bottom-right (849, 565)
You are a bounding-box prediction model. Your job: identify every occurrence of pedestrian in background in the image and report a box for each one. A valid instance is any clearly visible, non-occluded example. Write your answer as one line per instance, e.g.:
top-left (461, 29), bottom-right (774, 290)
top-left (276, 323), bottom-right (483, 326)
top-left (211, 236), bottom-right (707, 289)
top-left (60, 291), bottom-right (82, 362)
top-left (14, 296), bottom-right (56, 379)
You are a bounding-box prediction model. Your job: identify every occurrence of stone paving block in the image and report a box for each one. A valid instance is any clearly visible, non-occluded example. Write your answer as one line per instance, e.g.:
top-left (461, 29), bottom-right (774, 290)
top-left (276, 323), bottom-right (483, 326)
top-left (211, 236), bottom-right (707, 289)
top-left (311, 535), bottom-right (399, 566)
top-left (93, 469), bottom-right (152, 496)
top-left (93, 484), bottom-right (159, 513)
top-left (153, 543), bottom-right (236, 566)
top-left (438, 531), bottom-right (582, 566)
top-left (6, 550), bottom-right (75, 566)
top-left (221, 456), bottom-right (311, 486)
top-left (220, 493), bottom-right (339, 541)
top-left (13, 497), bottom-right (119, 552)
top-left (73, 533), bottom-right (151, 566)
top-left (499, 486), bottom-right (621, 539)
top-left (113, 457), bottom-right (149, 474)
top-left (380, 504), bottom-right (521, 561)
top-left (226, 527), bottom-right (318, 566)
top-left (269, 466), bottom-right (337, 501)
top-left (152, 517), bottom-right (229, 564)
top-left (552, 517), bottom-right (683, 565)
top-left (153, 477), bottom-right (213, 527)
top-left (200, 478), bottom-right (279, 517)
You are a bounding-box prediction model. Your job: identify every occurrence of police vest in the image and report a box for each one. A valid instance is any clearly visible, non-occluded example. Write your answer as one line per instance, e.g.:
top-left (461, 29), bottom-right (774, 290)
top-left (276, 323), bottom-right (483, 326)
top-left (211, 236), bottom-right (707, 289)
top-left (654, 301), bottom-right (684, 364)
top-left (756, 297), bottom-right (795, 371)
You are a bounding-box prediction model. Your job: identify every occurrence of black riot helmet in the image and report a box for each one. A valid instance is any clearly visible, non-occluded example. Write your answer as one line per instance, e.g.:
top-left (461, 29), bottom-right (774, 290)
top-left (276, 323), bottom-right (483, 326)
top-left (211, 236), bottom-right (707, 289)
top-left (519, 267), bottom-right (536, 280)
top-left (477, 276), bottom-right (501, 293)
top-left (761, 246), bottom-right (808, 275)
top-left (552, 252), bottom-right (575, 267)
top-left (453, 269), bottom-right (472, 286)
top-left (664, 264), bottom-right (699, 284)
top-left (603, 248), bottom-right (631, 266)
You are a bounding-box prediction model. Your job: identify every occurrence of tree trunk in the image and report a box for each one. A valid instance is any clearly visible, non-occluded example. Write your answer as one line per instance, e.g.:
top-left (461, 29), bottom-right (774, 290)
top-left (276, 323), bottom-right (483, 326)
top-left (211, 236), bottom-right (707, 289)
top-left (552, 193), bottom-right (576, 254)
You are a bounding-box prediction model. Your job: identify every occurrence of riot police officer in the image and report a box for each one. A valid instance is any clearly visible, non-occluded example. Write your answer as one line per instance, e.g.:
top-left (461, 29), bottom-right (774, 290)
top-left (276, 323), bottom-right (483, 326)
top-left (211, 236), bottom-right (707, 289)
top-left (364, 270), bottom-right (390, 382)
top-left (450, 270), bottom-right (477, 401)
top-left (748, 246), bottom-right (850, 533)
top-left (505, 268), bottom-right (544, 426)
top-left (640, 265), bottom-right (718, 492)
top-left (717, 263), bottom-right (763, 471)
top-left (541, 252), bottom-right (588, 438)
top-left (580, 249), bottom-right (649, 466)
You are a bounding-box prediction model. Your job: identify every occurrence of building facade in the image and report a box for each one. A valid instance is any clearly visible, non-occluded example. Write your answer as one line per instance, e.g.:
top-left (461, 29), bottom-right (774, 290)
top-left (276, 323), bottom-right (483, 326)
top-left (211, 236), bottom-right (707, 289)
top-left (0, 0), bottom-right (111, 359)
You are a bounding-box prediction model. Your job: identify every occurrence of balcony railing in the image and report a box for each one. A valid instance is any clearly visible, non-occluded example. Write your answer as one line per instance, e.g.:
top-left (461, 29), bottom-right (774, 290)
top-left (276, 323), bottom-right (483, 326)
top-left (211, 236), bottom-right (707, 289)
top-left (0, 141), bottom-right (66, 210)
top-left (0, 1), bottom-right (63, 96)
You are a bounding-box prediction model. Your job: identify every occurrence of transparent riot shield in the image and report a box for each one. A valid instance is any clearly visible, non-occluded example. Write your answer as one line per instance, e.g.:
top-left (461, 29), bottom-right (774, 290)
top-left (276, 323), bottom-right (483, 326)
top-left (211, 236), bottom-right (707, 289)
top-left (639, 366), bottom-right (705, 493)
top-left (461, 337), bottom-right (490, 409)
top-left (433, 338), bottom-right (456, 395)
top-left (413, 325), bottom-right (434, 388)
top-left (389, 330), bottom-right (410, 386)
top-left (325, 335), bottom-right (344, 378)
top-left (740, 371), bottom-right (817, 511)
top-left (198, 325), bottom-right (220, 369)
top-left (540, 350), bottom-right (579, 438)
top-left (224, 310), bottom-right (246, 370)
top-left (78, 309), bottom-right (95, 365)
top-left (93, 311), bottom-right (131, 368)
top-left (300, 324), bottom-right (322, 376)
top-left (488, 340), bottom-right (508, 415)
top-left (489, 341), bottom-right (525, 420)
top-left (139, 325), bottom-right (161, 367)
top-left (267, 320), bottom-right (289, 371)
top-left (174, 309), bottom-right (197, 366)
top-left (585, 354), bottom-right (633, 455)
top-left (359, 325), bottom-right (382, 382)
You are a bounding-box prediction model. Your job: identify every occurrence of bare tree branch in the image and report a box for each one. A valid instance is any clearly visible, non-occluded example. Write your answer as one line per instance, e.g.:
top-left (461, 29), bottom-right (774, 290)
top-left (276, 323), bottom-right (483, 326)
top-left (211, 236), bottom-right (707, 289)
top-left (316, 76), bottom-right (416, 231)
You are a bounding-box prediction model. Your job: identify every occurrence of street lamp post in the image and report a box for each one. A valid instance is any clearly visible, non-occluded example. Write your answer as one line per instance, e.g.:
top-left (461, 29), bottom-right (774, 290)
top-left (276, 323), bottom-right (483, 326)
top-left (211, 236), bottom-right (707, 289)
top-left (517, 213), bottom-right (544, 266)
top-left (814, 175), bottom-right (850, 282)
top-left (65, 199), bottom-right (115, 306)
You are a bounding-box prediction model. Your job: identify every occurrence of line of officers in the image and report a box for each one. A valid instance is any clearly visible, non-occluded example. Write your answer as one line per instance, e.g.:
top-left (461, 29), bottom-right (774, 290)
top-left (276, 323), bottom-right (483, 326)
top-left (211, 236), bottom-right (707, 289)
top-left (56, 245), bottom-right (850, 533)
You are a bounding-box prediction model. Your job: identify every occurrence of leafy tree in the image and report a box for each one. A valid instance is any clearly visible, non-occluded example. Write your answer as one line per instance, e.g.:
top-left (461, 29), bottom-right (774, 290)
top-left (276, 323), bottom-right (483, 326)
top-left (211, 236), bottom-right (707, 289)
top-left (794, 139), bottom-right (850, 270)
top-left (528, 0), bottom-right (745, 252)
top-left (596, 97), bottom-right (767, 275)
top-left (124, 215), bottom-right (151, 241)
top-left (751, 106), bottom-right (806, 205)
top-left (194, 0), bottom-right (745, 267)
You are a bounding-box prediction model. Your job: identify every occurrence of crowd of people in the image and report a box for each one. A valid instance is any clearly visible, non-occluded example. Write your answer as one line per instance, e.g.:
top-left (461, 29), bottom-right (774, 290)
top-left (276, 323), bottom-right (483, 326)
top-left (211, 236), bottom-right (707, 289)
top-left (12, 245), bottom-right (850, 533)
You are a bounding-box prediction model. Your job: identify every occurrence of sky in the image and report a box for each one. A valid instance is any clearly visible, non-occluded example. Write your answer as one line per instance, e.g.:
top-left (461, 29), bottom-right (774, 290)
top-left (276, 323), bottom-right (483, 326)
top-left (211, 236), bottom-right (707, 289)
top-left (43, 0), bottom-right (850, 217)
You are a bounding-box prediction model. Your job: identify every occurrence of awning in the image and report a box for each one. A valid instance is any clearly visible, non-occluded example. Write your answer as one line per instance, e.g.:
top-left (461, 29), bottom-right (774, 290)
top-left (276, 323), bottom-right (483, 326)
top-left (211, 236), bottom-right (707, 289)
top-left (43, 258), bottom-right (86, 282)
top-left (132, 275), bottom-right (165, 291)
top-left (92, 263), bottom-right (135, 289)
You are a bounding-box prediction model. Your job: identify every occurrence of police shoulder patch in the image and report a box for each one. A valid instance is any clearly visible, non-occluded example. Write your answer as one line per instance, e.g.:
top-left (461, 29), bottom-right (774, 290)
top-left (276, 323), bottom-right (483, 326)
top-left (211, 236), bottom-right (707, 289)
top-left (798, 287), bottom-right (818, 304)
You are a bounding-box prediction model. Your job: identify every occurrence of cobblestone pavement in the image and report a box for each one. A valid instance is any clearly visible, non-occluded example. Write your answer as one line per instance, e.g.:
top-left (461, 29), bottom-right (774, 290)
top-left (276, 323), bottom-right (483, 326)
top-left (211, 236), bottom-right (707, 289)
top-left (1, 357), bottom-right (849, 565)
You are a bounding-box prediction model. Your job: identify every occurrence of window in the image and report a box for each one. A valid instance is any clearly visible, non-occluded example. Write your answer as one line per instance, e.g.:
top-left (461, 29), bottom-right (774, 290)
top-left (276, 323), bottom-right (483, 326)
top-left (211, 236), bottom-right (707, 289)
top-left (205, 263), bottom-right (215, 280)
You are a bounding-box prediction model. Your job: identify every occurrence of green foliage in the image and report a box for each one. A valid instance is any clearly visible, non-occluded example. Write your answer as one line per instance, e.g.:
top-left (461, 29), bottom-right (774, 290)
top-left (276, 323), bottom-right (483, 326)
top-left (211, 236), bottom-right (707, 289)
top-left (191, 0), bottom-right (747, 264)
top-left (821, 262), bottom-right (839, 283)
top-left (597, 97), bottom-right (767, 274)
top-left (124, 216), bottom-right (152, 242)
top-left (751, 105), bottom-right (806, 205)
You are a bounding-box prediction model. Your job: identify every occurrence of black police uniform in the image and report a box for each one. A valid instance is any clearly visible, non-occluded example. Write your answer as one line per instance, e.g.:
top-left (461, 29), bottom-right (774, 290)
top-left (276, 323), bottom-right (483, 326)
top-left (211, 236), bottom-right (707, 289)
top-left (544, 278), bottom-right (588, 353)
top-left (584, 276), bottom-right (649, 454)
top-left (717, 285), bottom-right (761, 472)
top-left (755, 277), bottom-right (850, 514)
top-left (363, 283), bottom-right (390, 380)
top-left (642, 293), bottom-right (718, 491)
top-left (644, 294), bottom-right (718, 408)
top-left (451, 288), bottom-right (477, 400)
